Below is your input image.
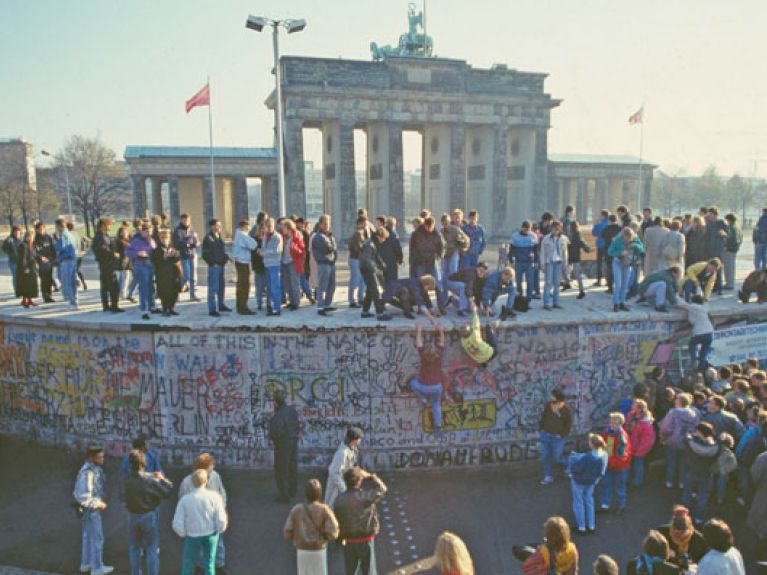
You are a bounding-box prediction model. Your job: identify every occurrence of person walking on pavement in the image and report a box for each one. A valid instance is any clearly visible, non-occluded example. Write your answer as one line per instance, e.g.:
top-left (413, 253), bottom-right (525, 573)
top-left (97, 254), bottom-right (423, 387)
top-left (202, 219), bottom-right (232, 317)
top-left (334, 467), bottom-right (388, 575)
top-left (539, 388), bottom-right (573, 485)
top-left (92, 217), bottom-right (123, 313)
top-left (73, 445), bottom-right (113, 575)
top-left (269, 389), bottom-right (301, 503)
top-left (122, 449), bottom-right (173, 575)
top-left (172, 469), bottom-right (228, 575)
top-left (325, 427), bottom-right (364, 508)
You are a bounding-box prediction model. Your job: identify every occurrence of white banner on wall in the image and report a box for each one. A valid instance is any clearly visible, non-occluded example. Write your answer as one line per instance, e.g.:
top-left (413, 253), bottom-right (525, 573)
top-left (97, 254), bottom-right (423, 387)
top-left (708, 322), bottom-right (767, 366)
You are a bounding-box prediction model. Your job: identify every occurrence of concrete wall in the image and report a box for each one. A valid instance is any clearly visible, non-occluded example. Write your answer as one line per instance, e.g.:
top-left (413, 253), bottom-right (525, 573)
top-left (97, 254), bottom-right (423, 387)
top-left (0, 316), bottom-right (706, 471)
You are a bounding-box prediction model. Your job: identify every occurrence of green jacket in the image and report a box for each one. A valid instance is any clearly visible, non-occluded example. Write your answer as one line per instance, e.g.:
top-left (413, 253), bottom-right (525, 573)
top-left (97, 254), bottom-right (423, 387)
top-left (639, 268), bottom-right (679, 304)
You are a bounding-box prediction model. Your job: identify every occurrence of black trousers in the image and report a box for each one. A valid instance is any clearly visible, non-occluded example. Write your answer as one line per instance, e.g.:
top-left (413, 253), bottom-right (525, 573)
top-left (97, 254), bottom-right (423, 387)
top-left (235, 262), bottom-right (251, 312)
top-left (344, 540), bottom-right (375, 575)
top-left (606, 255), bottom-right (614, 289)
top-left (596, 247), bottom-right (607, 281)
top-left (361, 270), bottom-right (384, 314)
top-left (99, 266), bottom-right (119, 310)
top-left (388, 287), bottom-right (416, 316)
top-left (273, 440), bottom-right (297, 499)
top-left (39, 266), bottom-right (53, 299)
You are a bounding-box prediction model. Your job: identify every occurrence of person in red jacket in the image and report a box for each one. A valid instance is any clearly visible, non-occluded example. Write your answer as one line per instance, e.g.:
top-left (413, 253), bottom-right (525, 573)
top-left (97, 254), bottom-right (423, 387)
top-left (281, 219), bottom-right (305, 310)
top-left (625, 399), bottom-right (657, 488)
top-left (599, 412), bottom-right (632, 514)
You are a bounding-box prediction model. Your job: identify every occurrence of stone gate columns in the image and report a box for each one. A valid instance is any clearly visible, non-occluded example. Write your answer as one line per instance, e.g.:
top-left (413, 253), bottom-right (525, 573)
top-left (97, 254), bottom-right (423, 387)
top-left (321, 120), bottom-right (356, 234)
top-left (149, 177), bottom-right (163, 215)
top-left (132, 175), bottom-right (147, 218)
top-left (449, 124), bottom-right (466, 211)
top-left (388, 123), bottom-right (405, 234)
top-left (465, 125), bottom-right (494, 236)
top-left (598, 178), bottom-right (609, 212)
top-left (607, 178), bottom-right (623, 210)
top-left (261, 176), bottom-right (278, 216)
top-left (168, 176), bottom-right (180, 222)
top-left (576, 178), bottom-right (586, 222)
top-left (233, 175), bottom-right (249, 224)
top-left (423, 124), bottom-right (451, 217)
top-left (492, 126), bottom-right (509, 237)
top-left (284, 118), bottom-right (306, 218)
top-left (365, 121), bottom-right (404, 230)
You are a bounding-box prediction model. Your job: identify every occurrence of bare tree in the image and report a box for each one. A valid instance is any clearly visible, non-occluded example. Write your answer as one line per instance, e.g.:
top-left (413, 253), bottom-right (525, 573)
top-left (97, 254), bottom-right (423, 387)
top-left (0, 143), bottom-right (33, 228)
top-left (54, 136), bottom-right (130, 237)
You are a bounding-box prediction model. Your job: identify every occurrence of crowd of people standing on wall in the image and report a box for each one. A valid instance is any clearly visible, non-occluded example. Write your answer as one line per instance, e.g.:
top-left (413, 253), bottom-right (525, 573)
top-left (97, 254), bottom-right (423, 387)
top-left (4, 202), bottom-right (767, 325)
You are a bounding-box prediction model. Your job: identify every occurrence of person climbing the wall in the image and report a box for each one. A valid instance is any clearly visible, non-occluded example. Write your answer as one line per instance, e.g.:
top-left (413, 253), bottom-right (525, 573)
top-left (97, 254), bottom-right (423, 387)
top-left (411, 322), bottom-right (447, 431)
top-left (458, 310), bottom-right (499, 368)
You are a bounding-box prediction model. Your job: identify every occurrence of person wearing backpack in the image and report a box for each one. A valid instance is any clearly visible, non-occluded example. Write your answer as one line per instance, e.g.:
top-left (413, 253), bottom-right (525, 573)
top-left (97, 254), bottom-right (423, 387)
top-left (626, 530), bottom-right (684, 575)
top-left (567, 433), bottom-right (608, 534)
top-left (284, 479), bottom-right (339, 575)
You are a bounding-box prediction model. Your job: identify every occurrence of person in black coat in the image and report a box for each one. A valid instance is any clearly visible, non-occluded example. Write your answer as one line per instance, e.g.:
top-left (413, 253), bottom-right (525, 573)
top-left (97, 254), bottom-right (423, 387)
top-left (17, 231), bottom-right (39, 307)
top-left (151, 228), bottom-right (182, 316)
top-left (92, 217), bottom-right (123, 313)
top-left (601, 214), bottom-right (623, 293)
top-left (33, 222), bottom-right (56, 302)
top-left (268, 389), bottom-right (301, 503)
top-left (3, 225), bottom-right (22, 296)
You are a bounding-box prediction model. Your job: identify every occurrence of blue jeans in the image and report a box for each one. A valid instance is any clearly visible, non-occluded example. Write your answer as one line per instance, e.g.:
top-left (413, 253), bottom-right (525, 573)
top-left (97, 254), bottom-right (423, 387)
top-left (135, 266), bottom-right (154, 312)
top-left (9, 260), bottom-right (17, 294)
top-left (129, 511), bottom-right (159, 575)
top-left (460, 253), bottom-right (479, 269)
top-left (281, 263), bottom-right (300, 307)
top-left (543, 263), bottom-right (562, 307)
top-left (254, 271), bottom-right (267, 309)
top-left (442, 252), bottom-right (460, 283)
top-left (532, 263), bottom-right (541, 295)
top-left (689, 332), bottom-right (713, 371)
top-left (714, 473), bottom-right (728, 503)
top-left (81, 510), bottom-right (104, 571)
top-left (447, 280), bottom-right (469, 311)
top-left (265, 265), bottom-right (281, 311)
top-left (486, 284), bottom-right (515, 313)
top-left (612, 260), bottom-right (631, 305)
top-left (632, 456), bottom-right (646, 487)
top-left (207, 265), bottom-right (225, 313)
top-left (682, 472), bottom-right (713, 522)
top-left (182, 532), bottom-right (219, 575)
top-left (515, 261), bottom-right (534, 301)
top-left (571, 481), bottom-right (596, 531)
top-left (180, 258), bottom-right (196, 297)
top-left (410, 377), bottom-right (443, 429)
top-left (300, 272), bottom-right (313, 300)
top-left (600, 468), bottom-right (628, 510)
top-left (347, 258), bottom-right (365, 304)
top-left (644, 281), bottom-right (669, 307)
top-left (665, 446), bottom-right (686, 487)
top-left (317, 263), bottom-right (336, 309)
top-left (755, 242), bottom-right (767, 270)
top-left (59, 258), bottom-right (78, 305)
top-left (539, 431), bottom-right (564, 480)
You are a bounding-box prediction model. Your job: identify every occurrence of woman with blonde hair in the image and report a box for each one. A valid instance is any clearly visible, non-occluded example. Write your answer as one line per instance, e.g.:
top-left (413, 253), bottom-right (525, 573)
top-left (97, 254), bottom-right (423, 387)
top-left (512, 516), bottom-right (579, 575)
top-left (385, 531), bottom-right (473, 575)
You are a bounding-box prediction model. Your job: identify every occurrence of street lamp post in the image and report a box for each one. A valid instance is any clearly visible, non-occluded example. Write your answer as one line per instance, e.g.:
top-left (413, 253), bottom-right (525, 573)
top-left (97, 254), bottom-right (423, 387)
top-left (41, 150), bottom-right (74, 222)
top-left (245, 15), bottom-right (306, 219)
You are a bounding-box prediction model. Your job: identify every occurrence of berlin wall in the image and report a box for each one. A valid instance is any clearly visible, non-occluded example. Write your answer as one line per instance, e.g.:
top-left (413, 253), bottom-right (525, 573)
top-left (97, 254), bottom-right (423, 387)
top-left (0, 318), bottom-right (689, 470)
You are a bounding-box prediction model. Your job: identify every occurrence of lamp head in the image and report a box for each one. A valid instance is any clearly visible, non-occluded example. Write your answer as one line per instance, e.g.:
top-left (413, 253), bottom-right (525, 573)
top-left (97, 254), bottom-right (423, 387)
top-left (245, 15), bottom-right (268, 32)
top-left (285, 19), bottom-right (306, 33)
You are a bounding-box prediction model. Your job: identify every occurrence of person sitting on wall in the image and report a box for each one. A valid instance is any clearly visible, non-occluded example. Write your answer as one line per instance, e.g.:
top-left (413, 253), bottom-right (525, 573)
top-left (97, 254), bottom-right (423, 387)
top-left (739, 269), bottom-right (767, 303)
top-left (458, 311), bottom-right (499, 368)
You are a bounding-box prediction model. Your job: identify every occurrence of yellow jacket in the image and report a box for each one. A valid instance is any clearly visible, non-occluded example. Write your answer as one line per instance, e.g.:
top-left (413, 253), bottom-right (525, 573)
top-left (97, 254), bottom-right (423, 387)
top-left (460, 313), bottom-right (494, 364)
top-left (684, 261), bottom-right (717, 300)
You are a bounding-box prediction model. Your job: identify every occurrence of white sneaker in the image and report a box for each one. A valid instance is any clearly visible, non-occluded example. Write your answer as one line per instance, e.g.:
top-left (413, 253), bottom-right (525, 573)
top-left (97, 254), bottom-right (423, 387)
top-left (79, 567), bottom-right (90, 573)
top-left (70, 303), bottom-right (80, 310)
top-left (94, 567), bottom-right (114, 575)
top-left (539, 477), bottom-right (553, 485)
top-left (736, 496), bottom-right (746, 506)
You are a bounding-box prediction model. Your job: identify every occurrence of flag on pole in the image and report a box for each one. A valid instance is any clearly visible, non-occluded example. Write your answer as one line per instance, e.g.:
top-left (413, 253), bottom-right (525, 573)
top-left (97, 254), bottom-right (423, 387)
top-left (185, 83), bottom-right (210, 113)
top-left (628, 106), bottom-right (644, 125)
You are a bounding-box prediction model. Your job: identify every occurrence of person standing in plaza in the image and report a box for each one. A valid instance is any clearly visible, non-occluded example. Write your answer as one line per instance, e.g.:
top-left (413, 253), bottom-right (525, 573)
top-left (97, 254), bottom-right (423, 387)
top-left (325, 426), bottom-right (363, 508)
top-left (73, 445), bottom-right (113, 575)
top-left (232, 219), bottom-right (257, 315)
top-left (591, 210), bottom-right (609, 287)
top-left (281, 218), bottom-right (305, 311)
top-left (16, 231), bottom-right (39, 307)
top-left (312, 214), bottom-right (338, 316)
top-left (441, 211), bottom-right (470, 288)
top-left (67, 221), bottom-right (88, 291)
top-left (599, 412), bottom-right (632, 514)
top-left (359, 227), bottom-right (392, 321)
top-left (122, 449), bottom-right (173, 575)
top-left (172, 469), bottom-right (228, 575)
top-left (283, 478), bottom-right (339, 575)
top-left (93, 217), bottom-right (123, 313)
top-left (174, 213), bottom-right (201, 302)
top-left (753, 205), bottom-right (767, 270)
top-left (202, 218), bottom-right (231, 318)
top-left (625, 399), bottom-right (656, 488)
top-left (269, 389), bottom-right (301, 503)
top-left (509, 220), bottom-right (537, 302)
top-left (660, 220), bottom-right (686, 271)
top-left (126, 222), bottom-right (157, 320)
top-left (151, 228), bottom-right (183, 316)
top-left (261, 217), bottom-right (284, 316)
top-left (722, 213), bottom-right (742, 290)
top-left (567, 433), bottom-right (608, 534)
top-left (539, 387), bottom-right (573, 485)
top-left (608, 227), bottom-right (644, 312)
top-left (347, 216), bottom-right (368, 308)
top-left (334, 467), bottom-right (388, 575)
top-left (704, 207), bottom-right (729, 295)
top-left (461, 210), bottom-right (486, 269)
top-left (540, 220), bottom-right (568, 311)
top-left (600, 214), bottom-right (622, 293)
top-left (33, 221), bottom-right (56, 303)
top-left (3, 224), bottom-right (22, 295)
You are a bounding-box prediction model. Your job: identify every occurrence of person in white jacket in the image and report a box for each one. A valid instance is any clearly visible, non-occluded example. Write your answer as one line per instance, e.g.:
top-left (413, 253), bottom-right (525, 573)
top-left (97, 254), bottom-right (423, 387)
top-left (173, 469), bottom-right (228, 575)
top-left (675, 294), bottom-right (714, 372)
top-left (231, 219), bottom-right (258, 315)
top-left (540, 220), bottom-right (569, 311)
top-left (324, 427), bottom-right (363, 507)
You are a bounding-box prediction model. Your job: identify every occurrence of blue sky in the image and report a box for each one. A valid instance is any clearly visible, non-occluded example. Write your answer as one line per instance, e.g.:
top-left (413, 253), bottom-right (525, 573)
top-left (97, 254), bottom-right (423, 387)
top-left (3, 0), bottom-right (767, 176)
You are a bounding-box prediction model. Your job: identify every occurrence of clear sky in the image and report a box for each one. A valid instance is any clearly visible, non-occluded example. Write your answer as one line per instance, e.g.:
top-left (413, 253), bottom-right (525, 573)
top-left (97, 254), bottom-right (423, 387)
top-left (3, 0), bottom-right (767, 177)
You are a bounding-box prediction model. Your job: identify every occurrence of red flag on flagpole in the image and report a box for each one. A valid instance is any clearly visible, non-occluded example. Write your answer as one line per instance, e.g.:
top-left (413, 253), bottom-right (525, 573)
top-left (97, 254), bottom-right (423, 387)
top-left (628, 106), bottom-right (644, 125)
top-left (185, 83), bottom-right (210, 113)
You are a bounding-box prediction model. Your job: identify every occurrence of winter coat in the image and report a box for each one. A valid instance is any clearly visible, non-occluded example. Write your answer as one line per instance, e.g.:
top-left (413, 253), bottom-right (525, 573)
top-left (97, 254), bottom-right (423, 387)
top-left (325, 442), bottom-right (358, 508)
top-left (126, 235), bottom-right (156, 270)
top-left (201, 232), bottom-right (228, 267)
top-left (747, 451), bottom-right (767, 539)
top-left (509, 230), bottom-right (537, 263)
top-left (600, 223), bottom-right (622, 255)
top-left (601, 426), bottom-right (632, 471)
top-left (608, 235), bottom-right (645, 267)
top-left (540, 234), bottom-right (569, 267)
top-left (568, 450), bottom-right (608, 486)
top-left (683, 434), bottom-right (720, 477)
top-left (725, 224), bottom-right (743, 253)
top-left (684, 261), bottom-right (718, 300)
top-left (704, 219), bottom-right (728, 259)
top-left (638, 269), bottom-right (679, 304)
top-left (409, 227), bottom-right (444, 268)
top-left (2, 235), bottom-right (20, 264)
top-left (33, 233), bottom-right (56, 269)
top-left (16, 242), bottom-right (38, 298)
top-left (702, 410), bottom-right (744, 441)
top-left (643, 225), bottom-right (669, 276)
top-left (660, 230), bottom-right (686, 269)
top-left (287, 232), bottom-right (306, 275)
top-left (660, 407), bottom-right (700, 450)
top-left (151, 244), bottom-right (182, 301)
top-left (685, 227), bottom-right (707, 266)
top-left (173, 224), bottom-right (198, 260)
top-left (626, 412), bottom-right (656, 458)
top-left (360, 238), bottom-right (385, 275)
top-left (592, 219), bottom-right (608, 249)
top-left (753, 212), bottom-right (767, 244)
top-left (312, 231), bottom-right (337, 265)
top-left (462, 223), bottom-right (486, 256)
top-left (92, 230), bottom-right (118, 271)
top-left (441, 224), bottom-right (470, 258)
top-left (262, 232), bottom-right (283, 268)
top-left (566, 230), bottom-right (589, 263)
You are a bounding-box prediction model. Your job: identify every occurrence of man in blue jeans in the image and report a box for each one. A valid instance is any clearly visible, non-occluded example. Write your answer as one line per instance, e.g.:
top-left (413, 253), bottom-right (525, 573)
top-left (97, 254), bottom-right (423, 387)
top-left (174, 213), bottom-right (201, 302)
top-left (122, 449), bottom-right (173, 575)
top-left (510, 220), bottom-right (537, 302)
top-left (54, 217), bottom-right (79, 310)
top-left (74, 446), bottom-right (113, 575)
top-left (202, 219), bottom-right (231, 318)
top-left (538, 387), bottom-right (573, 485)
top-left (411, 322), bottom-right (446, 430)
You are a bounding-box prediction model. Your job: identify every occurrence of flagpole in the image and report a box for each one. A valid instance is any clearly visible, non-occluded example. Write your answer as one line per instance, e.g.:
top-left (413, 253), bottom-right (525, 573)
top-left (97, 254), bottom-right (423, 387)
top-left (208, 75), bottom-right (217, 219)
top-left (637, 103), bottom-right (644, 214)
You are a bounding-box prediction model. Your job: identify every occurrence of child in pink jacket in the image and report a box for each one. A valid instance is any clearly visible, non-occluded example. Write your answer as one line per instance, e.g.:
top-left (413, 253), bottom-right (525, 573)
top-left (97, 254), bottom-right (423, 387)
top-left (625, 398), bottom-right (657, 487)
